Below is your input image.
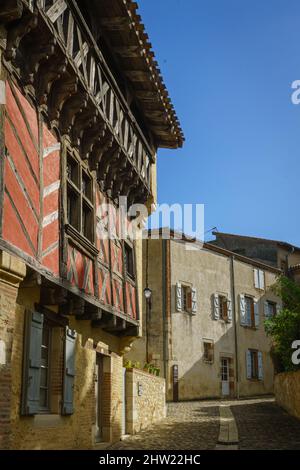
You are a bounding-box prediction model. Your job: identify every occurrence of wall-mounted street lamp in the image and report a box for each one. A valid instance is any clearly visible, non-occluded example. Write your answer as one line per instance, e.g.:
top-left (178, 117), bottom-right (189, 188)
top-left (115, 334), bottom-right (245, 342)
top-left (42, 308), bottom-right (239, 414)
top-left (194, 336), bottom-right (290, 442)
top-left (144, 287), bottom-right (152, 301)
top-left (144, 287), bottom-right (152, 363)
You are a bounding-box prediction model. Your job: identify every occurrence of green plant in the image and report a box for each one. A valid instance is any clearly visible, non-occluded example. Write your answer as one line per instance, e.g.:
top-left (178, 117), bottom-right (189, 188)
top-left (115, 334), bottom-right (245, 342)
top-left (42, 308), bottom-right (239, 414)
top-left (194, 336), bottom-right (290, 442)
top-left (264, 276), bottom-right (300, 372)
top-left (124, 360), bottom-right (133, 369)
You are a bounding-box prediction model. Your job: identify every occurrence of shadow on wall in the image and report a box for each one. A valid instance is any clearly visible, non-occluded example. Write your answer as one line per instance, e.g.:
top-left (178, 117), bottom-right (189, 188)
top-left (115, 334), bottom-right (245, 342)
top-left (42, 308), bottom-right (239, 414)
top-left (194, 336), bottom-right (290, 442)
top-left (169, 286), bottom-right (276, 401)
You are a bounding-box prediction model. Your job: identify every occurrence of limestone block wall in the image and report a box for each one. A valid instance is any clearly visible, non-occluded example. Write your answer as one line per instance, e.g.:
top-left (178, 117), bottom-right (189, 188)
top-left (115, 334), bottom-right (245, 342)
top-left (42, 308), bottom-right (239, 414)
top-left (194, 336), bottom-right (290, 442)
top-left (125, 368), bottom-right (166, 434)
top-left (275, 371), bottom-right (300, 420)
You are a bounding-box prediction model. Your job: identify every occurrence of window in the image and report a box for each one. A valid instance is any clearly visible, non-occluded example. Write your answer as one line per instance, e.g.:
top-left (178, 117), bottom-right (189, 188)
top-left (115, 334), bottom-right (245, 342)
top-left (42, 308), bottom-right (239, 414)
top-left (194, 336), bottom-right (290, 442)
top-left (124, 243), bottom-right (135, 278)
top-left (39, 321), bottom-right (51, 411)
top-left (176, 283), bottom-right (197, 314)
top-left (219, 295), bottom-right (228, 321)
top-left (182, 285), bottom-right (192, 312)
top-left (66, 152), bottom-right (94, 242)
top-left (240, 295), bottom-right (259, 328)
top-left (254, 269), bottom-right (265, 290)
top-left (265, 300), bottom-right (276, 318)
top-left (246, 349), bottom-right (263, 380)
top-left (245, 296), bottom-right (255, 327)
top-left (203, 341), bottom-right (214, 363)
top-left (21, 311), bottom-right (76, 417)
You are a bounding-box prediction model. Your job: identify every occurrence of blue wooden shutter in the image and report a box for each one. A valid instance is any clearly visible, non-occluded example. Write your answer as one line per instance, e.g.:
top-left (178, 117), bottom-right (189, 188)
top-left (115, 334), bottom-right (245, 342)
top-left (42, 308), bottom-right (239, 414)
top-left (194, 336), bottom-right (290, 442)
top-left (258, 352), bottom-right (263, 380)
top-left (246, 350), bottom-right (252, 379)
top-left (21, 311), bottom-right (44, 416)
top-left (62, 328), bottom-right (77, 415)
top-left (254, 299), bottom-right (259, 327)
top-left (239, 294), bottom-right (246, 325)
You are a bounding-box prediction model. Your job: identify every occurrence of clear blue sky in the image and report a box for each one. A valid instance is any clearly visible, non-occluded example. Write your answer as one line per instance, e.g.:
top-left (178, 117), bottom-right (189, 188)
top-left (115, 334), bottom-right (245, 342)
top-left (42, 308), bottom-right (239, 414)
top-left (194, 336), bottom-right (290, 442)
top-left (139, 0), bottom-right (300, 245)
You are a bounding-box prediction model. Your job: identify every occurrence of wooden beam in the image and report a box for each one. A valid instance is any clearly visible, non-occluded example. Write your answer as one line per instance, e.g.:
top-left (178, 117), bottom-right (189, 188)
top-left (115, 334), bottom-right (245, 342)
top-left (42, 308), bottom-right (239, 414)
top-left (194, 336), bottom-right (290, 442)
top-left (0, 0), bottom-right (23, 24)
top-left (124, 70), bottom-right (150, 82)
top-left (40, 286), bottom-right (68, 306)
top-left (113, 45), bottom-right (141, 58)
top-left (100, 17), bottom-right (130, 31)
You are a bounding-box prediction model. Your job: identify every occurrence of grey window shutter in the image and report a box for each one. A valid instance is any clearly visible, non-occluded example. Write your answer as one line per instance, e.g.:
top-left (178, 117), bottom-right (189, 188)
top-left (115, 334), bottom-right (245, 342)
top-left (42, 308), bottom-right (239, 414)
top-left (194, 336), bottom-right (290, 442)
top-left (258, 352), bottom-right (263, 380)
top-left (254, 299), bottom-right (259, 327)
top-left (246, 350), bottom-right (252, 379)
top-left (62, 328), bottom-right (77, 416)
top-left (191, 287), bottom-right (197, 314)
top-left (176, 282), bottom-right (182, 312)
top-left (227, 298), bottom-right (232, 322)
top-left (254, 269), bottom-right (259, 288)
top-left (239, 294), bottom-right (246, 325)
top-left (259, 270), bottom-right (265, 290)
top-left (21, 311), bottom-right (44, 416)
top-left (213, 293), bottom-right (220, 320)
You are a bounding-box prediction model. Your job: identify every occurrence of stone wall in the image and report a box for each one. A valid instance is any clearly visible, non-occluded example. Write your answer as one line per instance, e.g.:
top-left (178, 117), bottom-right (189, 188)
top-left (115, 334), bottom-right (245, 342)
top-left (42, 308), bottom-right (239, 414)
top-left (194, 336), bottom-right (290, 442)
top-left (275, 371), bottom-right (300, 420)
top-left (125, 368), bottom-right (166, 434)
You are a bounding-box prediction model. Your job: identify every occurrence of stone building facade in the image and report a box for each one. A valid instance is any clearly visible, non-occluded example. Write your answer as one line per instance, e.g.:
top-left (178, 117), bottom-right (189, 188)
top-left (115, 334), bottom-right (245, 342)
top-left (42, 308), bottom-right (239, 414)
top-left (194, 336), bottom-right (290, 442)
top-left (0, 1), bottom-right (183, 449)
top-left (127, 231), bottom-right (281, 401)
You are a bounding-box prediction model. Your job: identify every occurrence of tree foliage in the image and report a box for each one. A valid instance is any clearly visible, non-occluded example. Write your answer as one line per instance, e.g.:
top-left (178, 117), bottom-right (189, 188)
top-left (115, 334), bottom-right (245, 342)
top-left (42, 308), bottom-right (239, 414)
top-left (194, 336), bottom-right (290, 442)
top-left (264, 276), bottom-right (300, 372)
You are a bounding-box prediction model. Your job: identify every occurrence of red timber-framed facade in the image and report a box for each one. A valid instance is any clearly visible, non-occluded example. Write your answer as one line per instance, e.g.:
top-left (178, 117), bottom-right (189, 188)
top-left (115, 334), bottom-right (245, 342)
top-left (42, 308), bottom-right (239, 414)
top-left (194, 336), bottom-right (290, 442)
top-left (0, 0), bottom-right (183, 449)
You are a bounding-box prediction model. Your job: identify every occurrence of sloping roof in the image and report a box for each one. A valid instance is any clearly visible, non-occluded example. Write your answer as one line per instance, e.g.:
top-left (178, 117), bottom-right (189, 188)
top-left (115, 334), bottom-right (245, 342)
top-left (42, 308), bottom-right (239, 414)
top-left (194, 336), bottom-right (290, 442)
top-left (145, 228), bottom-right (281, 274)
top-left (93, 0), bottom-right (184, 149)
top-left (211, 231), bottom-right (300, 252)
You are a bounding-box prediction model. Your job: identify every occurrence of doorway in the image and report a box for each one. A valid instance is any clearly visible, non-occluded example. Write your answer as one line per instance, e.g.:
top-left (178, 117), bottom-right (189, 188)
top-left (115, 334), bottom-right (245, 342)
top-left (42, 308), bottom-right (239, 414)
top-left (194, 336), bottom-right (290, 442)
top-left (221, 358), bottom-right (230, 396)
top-left (95, 354), bottom-right (104, 443)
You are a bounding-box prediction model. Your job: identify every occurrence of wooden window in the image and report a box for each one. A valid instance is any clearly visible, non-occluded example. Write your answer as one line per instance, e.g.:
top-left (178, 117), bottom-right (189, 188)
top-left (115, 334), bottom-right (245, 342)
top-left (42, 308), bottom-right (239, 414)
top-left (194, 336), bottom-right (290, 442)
top-left (66, 152), bottom-right (94, 242)
top-left (182, 285), bottom-right (192, 312)
top-left (250, 350), bottom-right (259, 379)
top-left (21, 311), bottom-right (74, 416)
top-left (219, 295), bottom-right (228, 321)
top-left (246, 349), bottom-right (263, 380)
top-left (245, 296), bottom-right (255, 327)
top-left (39, 321), bottom-right (51, 412)
top-left (124, 243), bottom-right (135, 279)
top-left (265, 300), bottom-right (276, 318)
top-left (254, 269), bottom-right (265, 290)
top-left (203, 341), bottom-right (214, 363)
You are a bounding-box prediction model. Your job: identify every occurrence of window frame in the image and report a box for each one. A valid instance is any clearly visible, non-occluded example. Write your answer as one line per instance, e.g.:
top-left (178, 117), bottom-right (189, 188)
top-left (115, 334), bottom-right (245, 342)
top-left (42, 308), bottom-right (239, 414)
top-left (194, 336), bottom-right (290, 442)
top-left (203, 341), bottom-right (214, 364)
top-left (66, 149), bottom-right (95, 244)
top-left (124, 242), bottom-right (135, 280)
top-left (245, 295), bottom-right (255, 328)
top-left (265, 300), bottom-right (276, 318)
top-left (39, 320), bottom-right (52, 413)
top-left (219, 295), bottom-right (228, 321)
top-left (249, 349), bottom-right (259, 380)
top-left (181, 285), bottom-right (192, 313)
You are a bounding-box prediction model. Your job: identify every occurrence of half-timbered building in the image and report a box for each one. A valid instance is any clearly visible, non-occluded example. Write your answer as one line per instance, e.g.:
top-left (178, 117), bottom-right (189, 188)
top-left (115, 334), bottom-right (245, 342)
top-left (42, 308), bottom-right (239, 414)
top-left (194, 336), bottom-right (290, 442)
top-left (0, 0), bottom-right (183, 449)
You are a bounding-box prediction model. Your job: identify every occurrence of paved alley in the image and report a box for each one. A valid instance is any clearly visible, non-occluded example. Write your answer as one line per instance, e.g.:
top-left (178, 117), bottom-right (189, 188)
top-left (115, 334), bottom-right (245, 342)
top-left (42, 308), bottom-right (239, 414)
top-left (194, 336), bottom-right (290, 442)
top-left (110, 397), bottom-right (300, 450)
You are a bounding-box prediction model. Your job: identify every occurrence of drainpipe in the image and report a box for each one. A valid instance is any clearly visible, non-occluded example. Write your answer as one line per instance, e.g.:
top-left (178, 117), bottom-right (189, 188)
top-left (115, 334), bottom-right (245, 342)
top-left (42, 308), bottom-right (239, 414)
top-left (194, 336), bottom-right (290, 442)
top-left (162, 239), bottom-right (168, 381)
top-left (230, 255), bottom-right (240, 399)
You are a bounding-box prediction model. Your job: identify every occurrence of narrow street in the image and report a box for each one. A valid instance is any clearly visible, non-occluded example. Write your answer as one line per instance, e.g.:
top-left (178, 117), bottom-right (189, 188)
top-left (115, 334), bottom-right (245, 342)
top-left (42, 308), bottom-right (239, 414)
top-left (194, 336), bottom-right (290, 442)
top-left (110, 398), bottom-right (300, 450)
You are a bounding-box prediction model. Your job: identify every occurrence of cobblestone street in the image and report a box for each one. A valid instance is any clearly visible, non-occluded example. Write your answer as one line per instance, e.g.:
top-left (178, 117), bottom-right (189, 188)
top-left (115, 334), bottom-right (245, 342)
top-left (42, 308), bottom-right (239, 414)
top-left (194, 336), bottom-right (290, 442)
top-left (110, 397), bottom-right (300, 450)
top-left (110, 401), bottom-right (220, 450)
top-left (231, 399), bottom-right (300, 450)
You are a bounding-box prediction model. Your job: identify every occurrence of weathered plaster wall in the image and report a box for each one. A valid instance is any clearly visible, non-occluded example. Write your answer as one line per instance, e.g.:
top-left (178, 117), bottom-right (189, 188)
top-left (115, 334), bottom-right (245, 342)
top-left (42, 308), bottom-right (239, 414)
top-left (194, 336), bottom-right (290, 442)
top-left (170, 241), bottom-right (235, 401)
top-left (125, 368), bottom-right (166, 434)
top-left (234, 261), bottom-right (277, 397)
